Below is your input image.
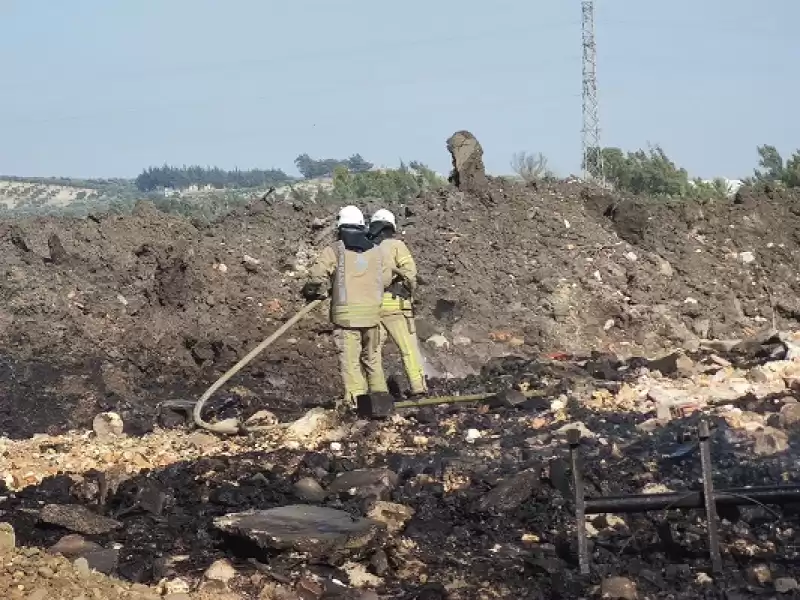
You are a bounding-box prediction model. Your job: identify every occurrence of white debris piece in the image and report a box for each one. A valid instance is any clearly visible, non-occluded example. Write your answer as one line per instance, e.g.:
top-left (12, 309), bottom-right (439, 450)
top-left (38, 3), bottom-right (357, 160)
top-left (739, 251), bottom-right (755, 264)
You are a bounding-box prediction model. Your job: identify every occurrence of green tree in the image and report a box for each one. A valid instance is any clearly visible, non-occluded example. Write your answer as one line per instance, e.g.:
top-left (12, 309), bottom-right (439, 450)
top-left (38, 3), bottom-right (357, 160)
top-left (752, 145), bottom-right (800, 188)
top-left (588, 145), bottom-right (693, 196)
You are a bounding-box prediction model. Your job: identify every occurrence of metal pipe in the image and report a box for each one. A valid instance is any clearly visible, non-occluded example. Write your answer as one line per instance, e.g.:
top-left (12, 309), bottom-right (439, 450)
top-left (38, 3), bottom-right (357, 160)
top-left (395, 389), bottom-right (547, 409)
top-left (584, 485), bottom-right (800, 514)
top-left (568, 429), bottom-right (590, 575)
top-left (699, 420), bottom-right (722, 573)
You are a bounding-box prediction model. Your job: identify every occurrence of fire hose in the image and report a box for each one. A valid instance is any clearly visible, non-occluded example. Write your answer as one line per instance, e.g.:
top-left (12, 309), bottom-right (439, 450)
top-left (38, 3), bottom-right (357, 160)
top-left (192, 299), bottom-right (323, 435)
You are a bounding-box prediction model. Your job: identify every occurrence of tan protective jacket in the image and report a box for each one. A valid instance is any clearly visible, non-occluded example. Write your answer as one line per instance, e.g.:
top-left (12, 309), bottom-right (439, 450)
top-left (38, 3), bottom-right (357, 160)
top-left (378, 238), bottom-right (417, 316)
top-left (308, 241), bottom-right (390, 328)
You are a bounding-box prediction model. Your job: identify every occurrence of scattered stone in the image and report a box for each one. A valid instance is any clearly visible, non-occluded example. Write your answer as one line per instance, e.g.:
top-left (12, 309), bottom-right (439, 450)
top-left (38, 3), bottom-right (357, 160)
top-left (366, 501), bottom-right (415, 534)
top-left (490, 389), bottom-right (527, 409)
top-left (287, 408), bottom-right (338, 440)
top-left (739, 251), bottom-right (755, 264)
top-left (779, 402), bottom-right (800, 428)
top-left (342, 561), bottom-right (383, 588)
top-left (426, 334), bottom-right (450, 349)
top-left (49, 534), bottom-right (119, 573)
top-left (213, 505), bottom-right (385, 557)
top-left (465, 428), bottom-right (481, 442)
top-left (752, 427), bottom-right (789, 456)
top-left (775, 577), bottom-right (799, 593)
top-left (0, 522), bottom-right (15, 553)
top-left (92, 411), bottom-right (124, 439)
top-left (747, 563), bottom-right (772, 585)
top-left (73, 557), bottom-right (91, 576)
top-left (39, 504), bottom-right (122, 535)
top-left (601, 576), bottom-right (637, 599)
top-left (696, 572), bottom-right (713, 585)
top-left (647, 351), bottom-right (694, 377)
top-left (369, 549), bottom-right (390, 576)
top-left (555, 421), bottom-right (594, 439)
top-left (293, 477), bottom-right (327, 502)
top-left (327, 468), bottom-right (398, 498)
top-left (204, 558), bottom-right (236, 583)
top-left (477, 469), bottom-right (539, 513)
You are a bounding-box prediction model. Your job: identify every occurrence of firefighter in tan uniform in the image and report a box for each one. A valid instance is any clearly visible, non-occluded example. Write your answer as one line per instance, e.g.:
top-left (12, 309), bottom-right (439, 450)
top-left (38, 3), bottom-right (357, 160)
top-left (302, 205), bottom-right (392, 406)
top-left (367, 209), bottom-right (428, 397)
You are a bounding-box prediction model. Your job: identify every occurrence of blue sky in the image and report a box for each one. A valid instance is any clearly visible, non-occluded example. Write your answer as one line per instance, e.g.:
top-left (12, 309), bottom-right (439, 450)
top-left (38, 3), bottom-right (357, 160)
top-left (1, 0), bottom-right (797, 180)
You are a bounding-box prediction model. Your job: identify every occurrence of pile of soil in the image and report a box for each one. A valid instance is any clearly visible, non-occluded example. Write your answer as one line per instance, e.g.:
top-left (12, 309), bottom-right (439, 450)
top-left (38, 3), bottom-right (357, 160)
top-left (3, 152), bottom-right (800, 437)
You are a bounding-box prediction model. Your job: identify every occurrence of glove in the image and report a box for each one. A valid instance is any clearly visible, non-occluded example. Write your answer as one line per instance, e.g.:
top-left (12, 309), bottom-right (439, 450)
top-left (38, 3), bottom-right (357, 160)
top-left (301, 281), bottom-right (328, 301)
top-left (387, 280), bottom-right (412, 300)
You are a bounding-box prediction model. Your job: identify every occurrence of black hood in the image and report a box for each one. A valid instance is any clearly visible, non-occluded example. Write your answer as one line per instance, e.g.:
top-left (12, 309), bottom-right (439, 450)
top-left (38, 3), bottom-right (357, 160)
top-left (367, 221), bottom-right (394, 244)
top-left (338, 226), bottom-right (374, 252)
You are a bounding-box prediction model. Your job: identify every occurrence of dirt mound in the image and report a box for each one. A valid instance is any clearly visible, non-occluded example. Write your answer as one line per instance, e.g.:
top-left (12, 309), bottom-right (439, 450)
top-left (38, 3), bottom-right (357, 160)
top-left (445, 130), bottom-right (488, 194)
top-left (3, 146), bottom-right (800, 437)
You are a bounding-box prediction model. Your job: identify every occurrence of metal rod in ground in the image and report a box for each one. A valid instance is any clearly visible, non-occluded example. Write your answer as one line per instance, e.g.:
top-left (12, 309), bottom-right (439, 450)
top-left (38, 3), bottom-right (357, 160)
top-left (584, 486), bottom-right (800, 514)
top-left (394, 389), bottom-right (547, 409)
top-left (699, 420), bottom-right (723, 573)
top-left (568, 428), bottom-right (590, 575)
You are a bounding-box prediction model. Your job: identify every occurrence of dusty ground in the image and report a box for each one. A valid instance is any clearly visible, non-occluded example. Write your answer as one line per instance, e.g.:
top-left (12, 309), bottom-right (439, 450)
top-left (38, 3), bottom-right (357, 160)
top-left (3, 135), bottom-right (800, 598)
top-left (2, 335), bottom-right (800, 598)
top-left (2, 173), bottom-right (800, 438)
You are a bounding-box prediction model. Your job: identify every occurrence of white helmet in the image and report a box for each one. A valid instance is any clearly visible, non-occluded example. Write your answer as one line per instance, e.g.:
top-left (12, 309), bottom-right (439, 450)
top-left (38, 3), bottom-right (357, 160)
top-left (370, 208), bottom-right (396, 229)
top-left (337, 205), bottom-right (365, 228)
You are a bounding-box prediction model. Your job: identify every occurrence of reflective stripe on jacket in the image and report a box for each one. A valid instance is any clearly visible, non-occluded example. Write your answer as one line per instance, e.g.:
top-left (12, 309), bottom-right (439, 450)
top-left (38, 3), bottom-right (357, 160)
top-left (378, 238), bottom-right (417, 317)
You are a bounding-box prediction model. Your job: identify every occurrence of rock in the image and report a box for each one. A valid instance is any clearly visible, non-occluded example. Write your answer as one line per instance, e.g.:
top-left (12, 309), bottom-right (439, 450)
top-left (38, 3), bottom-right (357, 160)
top-left (287, 408), bottom-right (338, 440)
top-left (342, 561), bottom-right (383, 588)
top-left (477, 469), bottom-right (539, 513)
top-left (775, 577), bottom-right (799, 593)
top-left (555, 421), bottom-right (594, 439)
top-left (647, 352), bottom-right (694, 377)
top-left (490, 389), bottom-right (527, 409)
top-left (465, 428), bottom-right (481, 442)
top-left (453, 335), bottom-right (472, 346)
top-left (446, 130), bottom-right (488, 193)
top-left (205, 558), bottom-right (236, 583)
top-left (601, 576), bottom-right (637, 599)
top-left (426, 334), bottom-right (450, 349)
top-left (369, 549), bottom-right (390, 575)
top-left (73, 557), bottom-right (91, 576)
top-left (162, 578), bottom-right (192, 595)
top-left (293, 478), bottom-right (327, 502)
top-left (779, 403), bottom-right (800, 428)
top-left (739, 251), bottom-right (755, 264)
top-left (747, 563), bottom-right (772, 585)
top-left (0, 522), bottom-right (15, 553)
top-left (92, 411), bottom-right (124, 439)
top-left (39, 504), bottom-right (122, 535)
top-left (295, 577), bottom-right (324, 599)
top-left (213, 505), bottom-right (384, 557)
top-left (246, 410), bottom-right (279, 427)
top-left (752, 427), bottom-right (789, 456)
top-left (366, 501), bottom-right (415, 534)
top-left (327, 468), bottom-right (398, 498)
top-left (49, 534), bottom-right (118, 572)
top-left (659, 260), bottom-right (674, 277)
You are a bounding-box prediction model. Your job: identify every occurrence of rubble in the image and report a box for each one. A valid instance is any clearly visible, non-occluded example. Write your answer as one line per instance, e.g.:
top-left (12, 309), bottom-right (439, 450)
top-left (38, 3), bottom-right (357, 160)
top-left (39, 504), bottom-right (122, 535)
top-left (213, 505), bottom-right (385, 557)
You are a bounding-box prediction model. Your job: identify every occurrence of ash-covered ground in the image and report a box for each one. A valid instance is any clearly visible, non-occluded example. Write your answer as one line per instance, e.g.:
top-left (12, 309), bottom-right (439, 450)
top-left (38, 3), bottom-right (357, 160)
top-left (2, 135), bottom-right (800, 598)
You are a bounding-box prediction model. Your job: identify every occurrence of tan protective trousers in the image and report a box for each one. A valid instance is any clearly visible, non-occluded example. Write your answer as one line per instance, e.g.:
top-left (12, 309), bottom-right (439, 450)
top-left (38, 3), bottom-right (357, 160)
top-left (334, 326), bottom-right (388, 404)
top-left (379, 313), bottom-right (427, 394)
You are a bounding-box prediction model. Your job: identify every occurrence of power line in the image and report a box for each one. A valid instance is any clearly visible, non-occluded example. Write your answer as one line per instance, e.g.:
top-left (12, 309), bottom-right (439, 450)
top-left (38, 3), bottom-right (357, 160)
top-left (581, 0), bottom-right (603, 182)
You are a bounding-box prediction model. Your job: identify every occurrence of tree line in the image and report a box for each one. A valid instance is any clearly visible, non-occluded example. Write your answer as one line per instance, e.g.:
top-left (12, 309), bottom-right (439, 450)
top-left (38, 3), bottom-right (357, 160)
top-left (566, 144), bottom-right (800, 198)
top-left (134, 165), bottom-right (294, 192)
